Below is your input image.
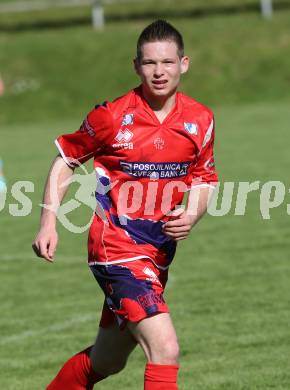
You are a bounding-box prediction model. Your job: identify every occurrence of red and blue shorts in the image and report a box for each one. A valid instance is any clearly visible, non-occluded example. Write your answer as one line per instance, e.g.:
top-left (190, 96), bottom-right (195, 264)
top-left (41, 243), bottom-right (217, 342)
top-left (90, 258), bottom-right (169, 329)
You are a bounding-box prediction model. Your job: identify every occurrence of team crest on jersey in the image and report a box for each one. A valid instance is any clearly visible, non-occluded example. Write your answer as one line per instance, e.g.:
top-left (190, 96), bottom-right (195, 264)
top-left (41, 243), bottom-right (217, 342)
top-left (184, 122), bottom-right (198, 135)
top-left (122, 113), bottom-right (134, 126)
top-left (154, 137), bottom-right (165, 150)
top-left (115, 128), bottom-right (133, 142)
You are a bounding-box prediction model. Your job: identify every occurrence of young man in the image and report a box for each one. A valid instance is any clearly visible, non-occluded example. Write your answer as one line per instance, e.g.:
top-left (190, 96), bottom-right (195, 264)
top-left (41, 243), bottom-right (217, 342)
top-left (33, 20), bottom-right (218, 390)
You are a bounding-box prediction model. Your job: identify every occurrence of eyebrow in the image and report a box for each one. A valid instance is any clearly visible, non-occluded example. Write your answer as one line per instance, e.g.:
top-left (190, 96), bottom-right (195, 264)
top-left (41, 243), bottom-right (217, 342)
top-left (141, 58), bottom-right (176, 62)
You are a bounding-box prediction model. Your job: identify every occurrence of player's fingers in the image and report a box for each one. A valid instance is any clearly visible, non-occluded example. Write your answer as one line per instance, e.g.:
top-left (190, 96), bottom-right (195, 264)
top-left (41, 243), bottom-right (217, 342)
top-left (164, 231), bottom-right (189, 239)
top-left (163, 225), bottom-right (191, 233)
top-left (48, 236), bottom-right (58, 259)
top-left (167, 234), bottom-right (188, 241)
top-left (32, 241), bottom-right (41, 257)
top-left (169, 208), bottom-right (184, 218)
top-left (175, 235), bottom-right (188, 241)
top-left (164, 230), bottom-right (190, 238)
top-left (32, 239), bottom-right (49, 259)
top-left (39, 240), bottom-right (53, 262)
top-left (164, 218), bottom-right (187, 228)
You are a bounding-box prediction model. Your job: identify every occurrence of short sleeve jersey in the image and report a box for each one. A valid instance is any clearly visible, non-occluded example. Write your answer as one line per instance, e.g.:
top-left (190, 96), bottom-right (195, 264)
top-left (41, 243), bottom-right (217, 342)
top-left (56, 87), bottom-right (218, 270)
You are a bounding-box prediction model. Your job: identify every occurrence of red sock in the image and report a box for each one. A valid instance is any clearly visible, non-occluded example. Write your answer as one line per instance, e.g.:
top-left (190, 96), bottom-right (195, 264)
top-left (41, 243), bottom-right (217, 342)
top-left (144, 363), bottom-right (179, 390)
top-left (46, 347), bottom-right (106, 390)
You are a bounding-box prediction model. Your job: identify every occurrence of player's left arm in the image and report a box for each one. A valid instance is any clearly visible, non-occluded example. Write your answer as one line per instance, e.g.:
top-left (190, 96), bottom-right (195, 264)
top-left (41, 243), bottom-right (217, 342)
top-left (162, 186), bottom-right (214, 241)
top-left (163, 112), bottom-right (218, 241)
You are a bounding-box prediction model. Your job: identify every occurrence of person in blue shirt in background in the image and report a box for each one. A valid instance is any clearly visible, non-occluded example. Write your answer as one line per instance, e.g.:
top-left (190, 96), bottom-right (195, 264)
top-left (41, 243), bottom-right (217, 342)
top-left (0, 159), bottom-right (6, 192)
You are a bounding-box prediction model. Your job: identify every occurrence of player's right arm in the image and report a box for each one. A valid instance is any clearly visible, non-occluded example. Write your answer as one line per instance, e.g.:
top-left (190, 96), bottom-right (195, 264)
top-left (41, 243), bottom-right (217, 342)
top-left (32, 155), bottom-right (74, 262)
top-left (32, 104), bottom-right (113, 262)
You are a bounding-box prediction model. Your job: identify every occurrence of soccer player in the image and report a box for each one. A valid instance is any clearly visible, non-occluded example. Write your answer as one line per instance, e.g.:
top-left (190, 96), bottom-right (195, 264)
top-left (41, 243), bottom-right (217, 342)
top-left (32, 20), bottom-right (218, 390)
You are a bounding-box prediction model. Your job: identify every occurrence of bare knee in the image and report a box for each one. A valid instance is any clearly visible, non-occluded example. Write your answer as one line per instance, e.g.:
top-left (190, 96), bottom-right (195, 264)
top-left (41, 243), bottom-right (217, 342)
top-left (128, 313), bottom-right (180, 365)
top-left (90, 323), bottom-right (136, 377)
top-left (165, 340), bottom-right (180, 364)
top-left (150, 338), bottom-right (180, 365)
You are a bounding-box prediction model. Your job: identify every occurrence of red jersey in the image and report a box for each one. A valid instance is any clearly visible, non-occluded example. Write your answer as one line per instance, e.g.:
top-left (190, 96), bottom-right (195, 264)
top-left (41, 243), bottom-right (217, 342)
top-left (56, 87), bottom-right (218, 270)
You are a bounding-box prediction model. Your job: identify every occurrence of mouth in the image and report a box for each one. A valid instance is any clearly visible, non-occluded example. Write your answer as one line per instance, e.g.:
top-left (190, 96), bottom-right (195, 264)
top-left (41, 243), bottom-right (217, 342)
top-left (152, 80), bottom-right (168, 89)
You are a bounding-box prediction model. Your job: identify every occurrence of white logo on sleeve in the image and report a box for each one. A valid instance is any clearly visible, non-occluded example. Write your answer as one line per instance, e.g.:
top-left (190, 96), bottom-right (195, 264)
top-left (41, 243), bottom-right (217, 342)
top-left (115, 128), bottom-right (133, 142)
top-left (184, 122), bottom-right (198, 135)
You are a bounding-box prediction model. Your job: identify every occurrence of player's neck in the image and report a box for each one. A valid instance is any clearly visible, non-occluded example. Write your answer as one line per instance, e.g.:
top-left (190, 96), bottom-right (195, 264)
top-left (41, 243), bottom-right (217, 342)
top-left (141, 87), bottom-right (177, 122)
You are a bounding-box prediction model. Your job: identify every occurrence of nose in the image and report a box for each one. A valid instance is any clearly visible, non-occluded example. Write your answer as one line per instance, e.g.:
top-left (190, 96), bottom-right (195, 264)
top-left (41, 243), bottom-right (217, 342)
top-left (153, 63), bottom-right (164, 78)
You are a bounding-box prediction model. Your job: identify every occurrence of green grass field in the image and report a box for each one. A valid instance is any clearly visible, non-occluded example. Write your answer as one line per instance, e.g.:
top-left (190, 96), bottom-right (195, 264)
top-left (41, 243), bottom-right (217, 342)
top-left (1, 6), bottom-right (290, 390)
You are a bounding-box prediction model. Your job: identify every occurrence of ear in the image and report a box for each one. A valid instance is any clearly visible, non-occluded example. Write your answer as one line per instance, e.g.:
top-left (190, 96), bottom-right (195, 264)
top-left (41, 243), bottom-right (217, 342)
top-left (133, 58), bottom-right (140, 76)
top-left (180, 56), bottom-right (190, 74)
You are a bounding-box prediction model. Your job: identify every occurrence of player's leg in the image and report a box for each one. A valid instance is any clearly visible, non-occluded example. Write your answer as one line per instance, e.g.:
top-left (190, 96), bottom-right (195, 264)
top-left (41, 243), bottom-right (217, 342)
top-left (128, 312), bottom-right (180, 390)
top-left (89, 260), bottom-right (179, 389)
top-left (90, 320), bottom-right (137, 377)
top-left (46, 321), bottom-right (137, 390)
top-left (128, 312), bottom-right (179, 364)
top-left (45, 346), bottom-right (104, 390)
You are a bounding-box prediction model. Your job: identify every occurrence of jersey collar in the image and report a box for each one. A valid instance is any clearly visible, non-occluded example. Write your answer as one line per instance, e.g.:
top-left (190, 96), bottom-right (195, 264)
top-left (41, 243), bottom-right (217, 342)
top-left (130, 85), bottom-right (183, 124)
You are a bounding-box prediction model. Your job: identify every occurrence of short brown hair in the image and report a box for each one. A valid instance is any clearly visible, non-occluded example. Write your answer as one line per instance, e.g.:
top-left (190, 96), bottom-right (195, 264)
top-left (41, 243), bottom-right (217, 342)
top-left (136, 19), bottom-right (184, 60)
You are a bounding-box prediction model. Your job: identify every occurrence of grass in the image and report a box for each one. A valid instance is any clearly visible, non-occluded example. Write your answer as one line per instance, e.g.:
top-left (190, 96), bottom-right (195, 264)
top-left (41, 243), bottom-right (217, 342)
top-left (1, 101), bottom-right (290, 389)
top-left (1, 7), bottom-right (290, 390)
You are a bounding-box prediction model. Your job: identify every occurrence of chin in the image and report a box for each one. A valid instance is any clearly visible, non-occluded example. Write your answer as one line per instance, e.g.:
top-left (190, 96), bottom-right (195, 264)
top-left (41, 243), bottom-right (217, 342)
top-left (152, 89), bottom-right (168, 96)
top-left (150, 87), bottom-right (173, 97)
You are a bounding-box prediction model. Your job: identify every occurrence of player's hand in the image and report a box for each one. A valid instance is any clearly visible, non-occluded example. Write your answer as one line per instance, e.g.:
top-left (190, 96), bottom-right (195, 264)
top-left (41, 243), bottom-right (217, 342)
top-left (163, 208), bottom-right (196, 241)
top-left (32, 226), bottom-right (58, 262)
